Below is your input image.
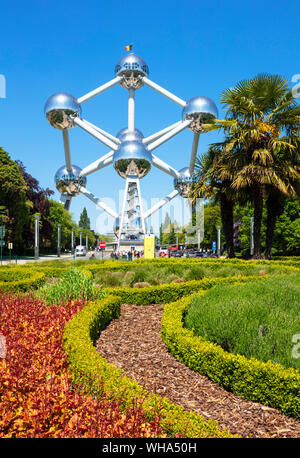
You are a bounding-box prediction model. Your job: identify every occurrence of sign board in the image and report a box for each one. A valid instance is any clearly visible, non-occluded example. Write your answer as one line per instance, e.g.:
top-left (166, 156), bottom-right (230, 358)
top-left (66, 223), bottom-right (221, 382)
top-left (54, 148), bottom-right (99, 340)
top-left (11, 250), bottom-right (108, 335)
top-left (0, 226), bottom-right (5, 239)
top-left (8, 243), bottom-right (13, 250)
top-left (212, 241), bottom-right (216, 251)
top-left (144, 235), bottom-right (155, 259)
top-left (99, 242), bottom-right (106, 249)
top-left (169, 245), bottom-right (177, 251)
top-left (0, 241), bottom-right (5, 247)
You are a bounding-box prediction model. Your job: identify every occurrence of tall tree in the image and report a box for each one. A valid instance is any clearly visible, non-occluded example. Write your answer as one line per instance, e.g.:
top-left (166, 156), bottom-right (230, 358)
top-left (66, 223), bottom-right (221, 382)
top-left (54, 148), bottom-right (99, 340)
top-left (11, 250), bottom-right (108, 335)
top-left (218, 74), bottom-right (300, 258)
top-left (0, 148), bottom-right (30, 251)
top-left (189, 144), bottom-right (236, 257)
top-left (78, 207), bottom-right (91, 230)
top-left (16, 161), bottom-right (54, 250)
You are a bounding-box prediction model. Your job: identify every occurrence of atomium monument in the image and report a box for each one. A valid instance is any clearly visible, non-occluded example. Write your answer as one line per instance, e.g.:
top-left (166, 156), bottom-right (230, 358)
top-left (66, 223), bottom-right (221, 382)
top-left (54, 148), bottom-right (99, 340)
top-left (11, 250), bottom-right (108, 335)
top-left (44, 51), bottom-right (218, 249)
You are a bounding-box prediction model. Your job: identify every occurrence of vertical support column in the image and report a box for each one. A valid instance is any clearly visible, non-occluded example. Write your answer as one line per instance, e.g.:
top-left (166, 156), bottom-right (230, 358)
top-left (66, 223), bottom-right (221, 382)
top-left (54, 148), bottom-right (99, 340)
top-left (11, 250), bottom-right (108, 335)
top-left (189, 133), bottom-right (200, 174)
top-left (197, 228), bottom-right (201, 251)
top-left (57, 224), bottom-right (61, 257)
top-left (128, 88), bottom-right (135, 133)
top-left (71, 228), bottom-right (74, 254)
top-left (250, 217), bottom-right (254, 256)
top-left (34, 214), bottom-right (39, 259)
top-left (80, 232), bottom-right (82, 246)
top-left (86, 234), bottom-right (88, 252)
top-left (118, 179), bottom-right (129, 251)
top-left (62, 129), bottom-right (72, 172)
top-left (217, 225), bottom-right (221, 257)
top-left (135, 178), bottom-right (145, 236)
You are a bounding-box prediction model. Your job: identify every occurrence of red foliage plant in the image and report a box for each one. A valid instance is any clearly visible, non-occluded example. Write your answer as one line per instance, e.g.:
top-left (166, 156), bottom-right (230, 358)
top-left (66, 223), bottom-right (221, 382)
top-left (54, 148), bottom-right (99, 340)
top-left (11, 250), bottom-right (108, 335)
top-left (0, 294), bottom-right (165, 438)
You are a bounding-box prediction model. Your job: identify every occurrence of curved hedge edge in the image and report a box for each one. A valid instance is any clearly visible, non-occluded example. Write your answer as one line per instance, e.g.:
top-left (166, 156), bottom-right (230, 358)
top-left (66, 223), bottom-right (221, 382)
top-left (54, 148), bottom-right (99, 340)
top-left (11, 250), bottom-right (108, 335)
top-left (161, 293), bottom-right (300, 419)
top-left (63, 295), bottom-right (237, 438)
top-left (0, 270), bottom-right (45, 292)
top-left (103, 274), bottom-right (273, 305)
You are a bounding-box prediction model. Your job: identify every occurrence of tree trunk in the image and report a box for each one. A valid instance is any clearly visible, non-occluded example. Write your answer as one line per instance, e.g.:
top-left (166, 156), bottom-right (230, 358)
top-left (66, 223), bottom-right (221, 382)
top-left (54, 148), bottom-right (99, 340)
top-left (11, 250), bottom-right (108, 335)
top-left (220, 192), bottom-right (235, 258)
top-left (252, 182), bottom-right (264, 259)
top-left (265, 192), bottom-right (283, 260)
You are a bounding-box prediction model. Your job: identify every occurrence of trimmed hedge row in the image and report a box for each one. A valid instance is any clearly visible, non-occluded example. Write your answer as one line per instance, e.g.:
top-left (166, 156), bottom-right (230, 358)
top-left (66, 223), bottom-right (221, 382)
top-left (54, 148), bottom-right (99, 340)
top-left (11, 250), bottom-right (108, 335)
top-left (161, 293), bottom-right (300, 419)
top-left (0, 269), bottom-right (45, 292)
top-left (63, 295), bottom-right (237, 438)
top-left (104, 275), bottom-right (267, 305)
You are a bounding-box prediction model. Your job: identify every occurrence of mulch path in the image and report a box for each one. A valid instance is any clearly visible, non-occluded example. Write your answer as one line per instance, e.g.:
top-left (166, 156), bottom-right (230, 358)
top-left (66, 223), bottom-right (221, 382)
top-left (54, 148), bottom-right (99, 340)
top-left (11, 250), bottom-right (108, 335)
top-left (95, 304), bottom-right (300, 438)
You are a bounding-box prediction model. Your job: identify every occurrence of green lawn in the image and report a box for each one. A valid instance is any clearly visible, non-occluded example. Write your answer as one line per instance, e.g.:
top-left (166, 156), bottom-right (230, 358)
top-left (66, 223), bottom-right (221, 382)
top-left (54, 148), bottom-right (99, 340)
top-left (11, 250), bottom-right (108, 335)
top-left (184, 276), bottom-right (300, 370)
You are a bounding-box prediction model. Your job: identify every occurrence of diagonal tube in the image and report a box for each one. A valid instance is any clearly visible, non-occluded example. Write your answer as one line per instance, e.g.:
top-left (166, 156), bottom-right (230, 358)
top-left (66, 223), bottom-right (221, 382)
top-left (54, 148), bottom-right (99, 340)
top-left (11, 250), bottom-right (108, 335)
top-left (80, 186), bottom-right (118, 218)
top-left (77, 76), bottom-right (122, 104)
top-left (144, 190), bottom-right (179, 219)
top-left (147, 119), bottom-right (192, 152)
top-left (143, 121), bottom-right (182, 145)
top-left (142, 77), bottom-right (187, 108)
top-left (72, 117), bottom-right (119, 151)
top-left (151, 155), bottom-right (181, 179)
top-left (84, 120), bottom-right (120, 145)
top-left (79, 150), bottom-right (114, 177)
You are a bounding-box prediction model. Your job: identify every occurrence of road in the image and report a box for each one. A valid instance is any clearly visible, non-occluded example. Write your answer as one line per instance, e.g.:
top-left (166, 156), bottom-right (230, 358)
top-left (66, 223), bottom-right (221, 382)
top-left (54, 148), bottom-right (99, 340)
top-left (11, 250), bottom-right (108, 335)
top-left (1, 251), bottom-right (112, 265)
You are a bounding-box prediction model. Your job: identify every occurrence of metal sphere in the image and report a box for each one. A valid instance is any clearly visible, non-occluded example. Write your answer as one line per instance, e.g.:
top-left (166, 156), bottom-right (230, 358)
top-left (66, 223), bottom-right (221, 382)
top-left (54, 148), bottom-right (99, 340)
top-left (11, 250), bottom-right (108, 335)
top-left (115, 53), bottom-right (149, 89)
top-left (113, 140), bottom-right (152, 179)
top-left (182, 96), bottom-right (218, 133)
top-left (174, 167), bottom-right (197, 198)
top-left (116, 127), bottom-right (144, 142)
top-left (45, 92), bottom-right (81, 130)
top-left (54, 165), bottom-right (86, 197)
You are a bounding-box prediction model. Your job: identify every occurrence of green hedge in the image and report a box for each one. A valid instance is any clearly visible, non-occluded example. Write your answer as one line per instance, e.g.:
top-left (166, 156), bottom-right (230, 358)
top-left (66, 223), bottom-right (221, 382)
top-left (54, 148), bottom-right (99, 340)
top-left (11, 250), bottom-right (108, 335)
top-left (63, 295), bottom-right (236, 438)
top-left (161, 293), bottom-right (300, 419)
top-left (104, 275), bottom-right (269, 305)
top-left (0, 268), bottom-right (45, 292)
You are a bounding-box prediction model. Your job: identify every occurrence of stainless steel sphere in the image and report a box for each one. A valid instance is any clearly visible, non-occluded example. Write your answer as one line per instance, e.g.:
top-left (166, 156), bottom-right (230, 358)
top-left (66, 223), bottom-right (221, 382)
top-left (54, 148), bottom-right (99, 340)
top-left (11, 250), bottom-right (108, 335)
top-left (45, 92), bottom-right (81, 130)
top-left (174, 167), bottom-right (197, 198)
top-left (113, 140), bottom-right (152, 179)
top-left (116, 127), bottom-right (144, 142)
top-left (115, 53), bottom-right (149, 89)
top-left (182, 96), bottom-right (218, 133)
top-left (54, 165), bottom-right (86, 196)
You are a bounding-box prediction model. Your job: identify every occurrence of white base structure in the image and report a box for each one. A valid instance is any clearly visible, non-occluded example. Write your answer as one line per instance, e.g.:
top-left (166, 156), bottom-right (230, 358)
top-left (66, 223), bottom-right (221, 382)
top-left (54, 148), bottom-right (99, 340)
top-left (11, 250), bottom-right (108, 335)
top-left (45, 51), bottom-right (218, 248)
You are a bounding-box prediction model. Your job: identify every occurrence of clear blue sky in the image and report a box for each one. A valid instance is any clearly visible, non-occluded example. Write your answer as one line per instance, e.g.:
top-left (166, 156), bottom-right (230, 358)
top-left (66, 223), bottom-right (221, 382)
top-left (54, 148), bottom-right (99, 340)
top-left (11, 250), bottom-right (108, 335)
top-left (0, 0), bottom-right (299, 234)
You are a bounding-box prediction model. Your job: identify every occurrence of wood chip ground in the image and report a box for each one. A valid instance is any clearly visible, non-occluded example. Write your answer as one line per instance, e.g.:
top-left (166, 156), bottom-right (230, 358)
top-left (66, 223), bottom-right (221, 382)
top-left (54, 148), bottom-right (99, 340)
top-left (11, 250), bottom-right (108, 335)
top-left (95, 304), bottom-right (300, 438)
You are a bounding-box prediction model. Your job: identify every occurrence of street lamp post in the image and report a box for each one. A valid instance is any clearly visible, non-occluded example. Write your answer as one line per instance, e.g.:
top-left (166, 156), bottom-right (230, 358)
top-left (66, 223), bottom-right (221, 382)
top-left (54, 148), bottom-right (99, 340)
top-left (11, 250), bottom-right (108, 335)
top-left (80, 231), bottom-right (82, 246)
top-left (250, 217), bottom-right (254, 256)
top-left (71, 228), bottom-right (74, 254)
top-left (217, 225), bottom-right (221, 257)
top-left (34, 214), bottom-right (39, 259)
top-left (57, 224), bottom-right (61, 257)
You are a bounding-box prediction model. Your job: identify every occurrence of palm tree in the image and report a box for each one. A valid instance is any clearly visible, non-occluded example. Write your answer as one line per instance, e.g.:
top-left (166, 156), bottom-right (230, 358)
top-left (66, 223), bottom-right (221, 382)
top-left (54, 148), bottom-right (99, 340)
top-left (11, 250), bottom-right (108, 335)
top-left (189, 143), bottom-right (236, 258)
top-left (218, 74), bottom-right (300, 258)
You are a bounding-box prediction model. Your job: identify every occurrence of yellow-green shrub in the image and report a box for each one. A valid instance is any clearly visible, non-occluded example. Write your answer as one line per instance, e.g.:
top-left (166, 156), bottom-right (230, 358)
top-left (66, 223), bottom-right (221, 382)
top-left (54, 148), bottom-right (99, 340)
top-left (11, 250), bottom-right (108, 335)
top-left (161, 293), bottom-right (300, 418)
top-left (63, 295), bottom-right (236, 438)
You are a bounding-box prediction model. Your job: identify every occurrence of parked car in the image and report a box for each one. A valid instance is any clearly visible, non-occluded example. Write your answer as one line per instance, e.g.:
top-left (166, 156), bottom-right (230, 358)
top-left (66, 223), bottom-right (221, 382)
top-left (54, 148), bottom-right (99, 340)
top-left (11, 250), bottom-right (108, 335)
top-left (75, 245), bottom-right (87, 257)
top-left (170, 250), bottom-right (183, 257)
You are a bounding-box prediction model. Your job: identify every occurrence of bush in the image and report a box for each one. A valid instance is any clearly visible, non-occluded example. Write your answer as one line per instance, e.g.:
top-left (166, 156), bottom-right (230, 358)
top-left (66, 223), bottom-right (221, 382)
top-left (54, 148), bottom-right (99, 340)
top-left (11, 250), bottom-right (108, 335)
top-left (0, 268), bottom-right (45, 292)
top-left (185, 276), bottom-right (300, 370)
top-left (37, 268), bottom-right (105, 305)
top-left (161, 293), bottom-right (300, 418)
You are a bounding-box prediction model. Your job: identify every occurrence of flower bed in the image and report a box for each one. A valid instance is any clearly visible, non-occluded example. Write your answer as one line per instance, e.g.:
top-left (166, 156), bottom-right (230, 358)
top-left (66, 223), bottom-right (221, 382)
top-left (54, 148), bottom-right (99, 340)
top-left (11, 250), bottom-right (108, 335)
top-left (0, 293), bottom-right (166, 438)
